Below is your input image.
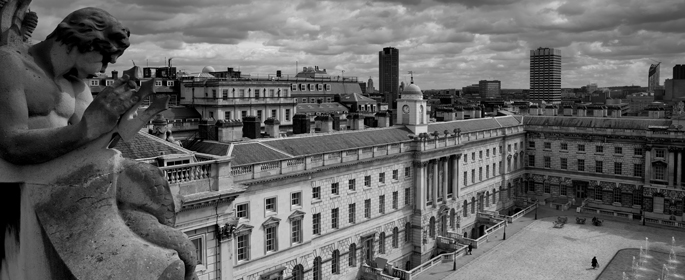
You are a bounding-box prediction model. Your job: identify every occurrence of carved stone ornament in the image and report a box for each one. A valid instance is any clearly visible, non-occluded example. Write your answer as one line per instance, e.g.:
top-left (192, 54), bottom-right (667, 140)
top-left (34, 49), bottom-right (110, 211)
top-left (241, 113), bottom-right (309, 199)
top-left (0, 4), bottom-right (196, 280)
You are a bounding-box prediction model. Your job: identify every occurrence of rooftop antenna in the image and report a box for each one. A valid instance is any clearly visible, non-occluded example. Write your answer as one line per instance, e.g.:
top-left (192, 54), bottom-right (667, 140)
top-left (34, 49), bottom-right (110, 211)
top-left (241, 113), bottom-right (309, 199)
top-left (408, 71), bottom-right (414, 84)
top-left (131, 60), bottom-right (136, 66)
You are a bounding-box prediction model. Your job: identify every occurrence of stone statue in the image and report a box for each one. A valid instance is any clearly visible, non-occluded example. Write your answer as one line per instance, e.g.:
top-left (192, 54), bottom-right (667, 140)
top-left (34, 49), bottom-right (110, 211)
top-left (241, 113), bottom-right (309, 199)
top-left (0, 3), bottom-right (197, 280)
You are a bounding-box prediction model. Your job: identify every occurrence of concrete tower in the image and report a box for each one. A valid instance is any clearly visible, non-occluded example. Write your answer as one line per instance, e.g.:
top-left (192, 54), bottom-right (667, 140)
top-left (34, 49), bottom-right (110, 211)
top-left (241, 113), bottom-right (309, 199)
top-left (529, 47), bottom-right (561, 104)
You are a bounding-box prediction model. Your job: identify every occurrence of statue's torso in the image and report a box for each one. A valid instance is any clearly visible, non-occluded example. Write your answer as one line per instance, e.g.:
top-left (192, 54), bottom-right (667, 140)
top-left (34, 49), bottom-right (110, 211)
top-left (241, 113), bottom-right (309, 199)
top-left (1, 47), bottom-right (91, 130)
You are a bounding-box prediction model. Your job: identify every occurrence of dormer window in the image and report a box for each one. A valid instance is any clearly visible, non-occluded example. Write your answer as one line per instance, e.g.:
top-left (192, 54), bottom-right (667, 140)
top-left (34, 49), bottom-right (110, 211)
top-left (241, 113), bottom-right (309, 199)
top-left (154, 80), bottom-right (163, 87)
top-left (166, 81), bottom-right (175, 87)
top-left (105, 80), bottom-right (114, 86)
top-left (317, 84), bottom-right (323, 91)
top-left (325, 84), bottom-right (331, 91)
top-left (89, 80), bottom-right (100, 86)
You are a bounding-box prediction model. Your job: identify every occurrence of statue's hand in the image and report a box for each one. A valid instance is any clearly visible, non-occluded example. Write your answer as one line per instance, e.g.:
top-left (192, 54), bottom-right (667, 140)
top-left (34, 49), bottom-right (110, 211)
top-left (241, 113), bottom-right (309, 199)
top-left (80, 74), bottom-right (140, 141)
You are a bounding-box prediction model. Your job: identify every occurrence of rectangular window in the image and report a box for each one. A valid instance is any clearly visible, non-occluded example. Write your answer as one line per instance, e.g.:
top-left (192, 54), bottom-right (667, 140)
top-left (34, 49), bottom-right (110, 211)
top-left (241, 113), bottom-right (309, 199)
top-left (561, 143), bottom-right (568, 150)
top-left (299, 84), bottom-right (306, 91)
top-left (578, 159), bottom-right (585, 172)
top-left (285, 109), bottom-right (291, 121)
top-left (405, 167), bottom-right (411, 177)
top-left (331, 208), bottom-right (339, 229)
top-left (486, 166), bottom-right (490, 178)
top-left (291, 84), bottom-right (297, 91)
top-left (241, 111), bottom-right (247, 119)
top-left (222, 89), bottom-right (228, 100)
top-left (507, 144), bottom-right (511, 152)
top-left (265, 197), bottom-right (276, 213)
top-left (528, 155), bottom-right (535, 167)
top-left (578, 144), bottom-right (585, 152)
top-left (89, 79), bottom-right (100, 86)
top-left (237, 235), bottom-right (249, 261)
top-left (514, 143), bottom-right (518, 150)
top-left (634, 148), bottom-right (643, 156)
top-left (166, 81), bottom-right (174, 87)
top-left (331, 182), bottom-right (339, 195)
top-left (479, 167), bottom-right (482, 181)
top-left (405, 188), bottom-right (410, 205)
top-left (313, 213), bottom-right (321, 235)
top-left (654, 165), bottom-right (665, 180)
top-left (595, 161), bottom-right (603, 173)
top-left (487, 149), bottom-right (490, 157)
top-left (348, 179), bottom-right (356, 191)
top-left (349, 203), bottom-right (356, 224)
top-left (544, 183), bottom-right (550, 194)
top-left (313, 187), bottom-right (320, 200)
top-left (236, 203), bottom-right (249, 219)
top-left (656, 149), bottom-right (665, 158)
top-left (291, 220), bottom-right (302, 244)
top-left (634, 164), bottom-right (644, 177)
top-left (392, 169), bottom-right (399, 180)
top-left (559, 158), bottom-right (567, 170)
top-left (265, 226), bottom-right (277, 252)
top-left (596, 146), bottom-right (604, 153)
top-left (614, 147), bottom-right (623, 154)
top-left (271, 109), bottom-right (277, 118)
top-left (291, 192), bottom-right (301, 206)
top-left (190, 236), bottom-right (205, 265)
top-left (528, 141), bottom-right (535, 148)
top-left (212, 89), bottom-right (217, 98)
top-left (317, 84), bottom-right (323, 91)
top-left (364, 199), bottom-right (371, 218)
top-left (257, 110), bottom-right (262, 120)
top-left (392, 191), bottom-right (398, 209)
top-left (105, 80), bottom-right (114, 86)
top-left (471, 169), bottom-right (475, 183)
top-left (464, 171), bottom-right (468, 185)
top-left (464, 154), bottom-right (468, 162)
top-left (379, 195), bottom-right (385, 214)
top-left (325, 84), bottom-right (331, 91)
top-left (479, 151), bottom-right (483, 159)
top-left (561, 185), bottom-right (567, 196)
top-left (155, 80), bottom-right (163, 87)
top-left (379, 173), bottom-right (385, 183)
top-left (364, 175), bottom-right (371, 187)
top-left (544, 156), bottom-right (551, 168)
top-left (544, 142), bottom-right (551, 149)
top-left (614, 162), bottom-right (622, 175)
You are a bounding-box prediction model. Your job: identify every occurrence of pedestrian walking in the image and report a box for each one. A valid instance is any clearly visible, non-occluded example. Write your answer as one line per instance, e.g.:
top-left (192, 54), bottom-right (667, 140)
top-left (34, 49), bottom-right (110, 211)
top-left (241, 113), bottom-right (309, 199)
top-left (591, 256), bottom-right (599, 269)
top-left (467, 243), bottom-right (473, 255)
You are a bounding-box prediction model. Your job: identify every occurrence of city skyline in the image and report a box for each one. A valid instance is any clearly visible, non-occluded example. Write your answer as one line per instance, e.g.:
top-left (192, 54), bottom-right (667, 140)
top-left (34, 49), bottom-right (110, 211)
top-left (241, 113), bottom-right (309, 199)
top-left (29, 0), bottom-right (685, 89)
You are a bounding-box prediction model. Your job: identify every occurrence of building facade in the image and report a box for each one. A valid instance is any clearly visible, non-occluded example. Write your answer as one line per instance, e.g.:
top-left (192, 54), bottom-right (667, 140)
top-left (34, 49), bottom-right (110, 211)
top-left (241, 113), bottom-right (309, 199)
top-left (649, 63), bottom-right (661, 93)
top-left (479, 80), bottom-right (501, 99)
top-left (529, 47), bottom-right (561, 104)
top-left (379, 47), bottom-right (400, 109)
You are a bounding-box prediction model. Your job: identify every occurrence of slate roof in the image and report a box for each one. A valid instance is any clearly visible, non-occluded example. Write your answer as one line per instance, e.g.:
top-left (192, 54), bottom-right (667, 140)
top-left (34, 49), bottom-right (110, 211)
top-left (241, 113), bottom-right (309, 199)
top-left (523, 116), bottom-right (672, 130)
top-left (187, 141), bottom-right (231, 156)
top-left (426, 116), bottom-right (522, 134)
top-left (259, 127), bottom-right (413, 157)
top-left (296, 102), bottom-right (349, 114)
top-left (112, 131), bottom-right (192, 159)
top-left (338, 93), bottom-right (376, 104)
top-left (231, 143), bottom-right (293, 165)
top-left (138, 106), bottom-right (201, 121)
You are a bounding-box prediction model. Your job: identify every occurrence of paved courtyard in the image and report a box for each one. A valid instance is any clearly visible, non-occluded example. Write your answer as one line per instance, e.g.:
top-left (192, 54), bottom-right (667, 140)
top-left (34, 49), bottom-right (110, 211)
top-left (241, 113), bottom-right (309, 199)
top-left (421, 206), bottom-right (685, 280)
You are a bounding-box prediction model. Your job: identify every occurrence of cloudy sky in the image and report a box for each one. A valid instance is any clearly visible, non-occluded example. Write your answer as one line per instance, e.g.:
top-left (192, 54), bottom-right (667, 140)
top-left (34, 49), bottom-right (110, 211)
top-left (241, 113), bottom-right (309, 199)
top-left (28, 0), bottom-right (685, 89)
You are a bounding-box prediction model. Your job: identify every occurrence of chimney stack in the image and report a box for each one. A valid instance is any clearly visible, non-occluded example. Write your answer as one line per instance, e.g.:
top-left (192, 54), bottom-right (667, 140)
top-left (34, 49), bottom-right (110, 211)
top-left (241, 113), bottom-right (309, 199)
top-left (264, 118), bottom-right (281, 138)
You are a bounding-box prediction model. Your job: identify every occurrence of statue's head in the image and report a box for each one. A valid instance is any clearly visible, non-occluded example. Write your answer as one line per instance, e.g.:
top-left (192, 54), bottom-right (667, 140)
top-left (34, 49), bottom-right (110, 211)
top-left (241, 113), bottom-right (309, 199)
top-left (46, 7), bottom-right (130, 66)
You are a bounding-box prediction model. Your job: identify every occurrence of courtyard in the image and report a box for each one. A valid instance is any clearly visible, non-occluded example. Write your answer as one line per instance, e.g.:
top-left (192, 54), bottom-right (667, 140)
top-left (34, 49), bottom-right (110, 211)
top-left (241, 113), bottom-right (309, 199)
top-left (421, 206), bottom-right (685, 280)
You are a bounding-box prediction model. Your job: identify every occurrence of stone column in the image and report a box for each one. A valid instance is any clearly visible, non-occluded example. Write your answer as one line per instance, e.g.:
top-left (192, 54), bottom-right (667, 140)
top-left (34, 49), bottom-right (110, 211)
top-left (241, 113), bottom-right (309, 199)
top-left (432, 159), bottom-right (438, 207)
top-left (452, 155), bottom-right (459, 199)
top-left (414, 162), bottom-right (426, 211)
top-left (220, 238), bottom-right (232, 280)
top-left (677, 152), bottom-right (682, 187)
top-left (442, 158), bottom-right (449, 204)
top-left (645, 148), bottom-right (652, 185)
top-left (669, 150), bottom-right (675, 187)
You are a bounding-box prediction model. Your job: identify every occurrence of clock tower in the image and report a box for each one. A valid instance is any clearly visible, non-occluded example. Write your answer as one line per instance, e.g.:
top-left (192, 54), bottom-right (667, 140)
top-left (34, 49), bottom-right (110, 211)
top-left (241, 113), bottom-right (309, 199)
top-left (396, 80), bottom-right (428, 134)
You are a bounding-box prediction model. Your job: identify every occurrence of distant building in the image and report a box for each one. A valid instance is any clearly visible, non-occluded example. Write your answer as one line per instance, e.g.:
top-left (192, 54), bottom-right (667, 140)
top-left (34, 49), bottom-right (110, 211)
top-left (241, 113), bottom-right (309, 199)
top-left (625, 93), bottom-right (655, 114)
top-left (479, 80), bottom-right (501, 99)
top-left (366, 77), bottom-right (376, 93)
top-left (648, 63), bottom-right (661, 93)
top-left (379, 47), bottom-right (400, 109)
top-left (587, 83), bottom-right (598, 93)
top-left (674, 64), bottom-right (685, 80)
top-left (461, 84), bottom-right (480, 98)
top-left (665, 79), bottom-right (685, 101)
top-left (530, 47), bottom-right (561, 104)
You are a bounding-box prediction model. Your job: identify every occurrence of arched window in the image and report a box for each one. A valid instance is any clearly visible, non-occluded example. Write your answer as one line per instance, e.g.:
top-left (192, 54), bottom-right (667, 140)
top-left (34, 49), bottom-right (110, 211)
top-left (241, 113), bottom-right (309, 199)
top-left (492, 188), bottom-right (497, 204)
top-left (405, 222), bottom-right (411, 242)
top-left (463, 200), bottom-right (468, 217)
top-left (429, 217), bottom-right (436, 238)
top-left (332, 250), bottom-right (340, 274)
top-left (471, 197), bottom-right (476, 214)
top-left (292, 264), bottom-right (304, 280)
top-left (392, 227), bottom-right (399, 248)
top-left (379, 232), bottom-right (386, 254)
top-left (348, 244), bottom-right (357, 267)
top-left (485, 192), bottom-right (490, 207)
top-left (313, 257), bottom-right (322, 280)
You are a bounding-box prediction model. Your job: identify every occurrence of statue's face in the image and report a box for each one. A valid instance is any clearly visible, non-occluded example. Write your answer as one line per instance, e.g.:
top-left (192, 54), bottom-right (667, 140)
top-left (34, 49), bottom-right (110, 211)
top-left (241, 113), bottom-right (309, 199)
top-left (73, 51), bottom-right (105, 78)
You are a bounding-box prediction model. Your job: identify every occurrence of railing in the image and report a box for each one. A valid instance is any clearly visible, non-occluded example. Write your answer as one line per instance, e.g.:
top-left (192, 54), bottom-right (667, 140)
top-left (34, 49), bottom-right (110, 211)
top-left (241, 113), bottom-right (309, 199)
top-left (392, 244), bottom-right (468, 280)
top-left (581, 207), bottom-right (633, 220)
top-left (160, 162), bottom-right (212, 184)
top-left (644, 218), bottom-right (685, 228)
top-left (361, 264), bottom-right (400, 280)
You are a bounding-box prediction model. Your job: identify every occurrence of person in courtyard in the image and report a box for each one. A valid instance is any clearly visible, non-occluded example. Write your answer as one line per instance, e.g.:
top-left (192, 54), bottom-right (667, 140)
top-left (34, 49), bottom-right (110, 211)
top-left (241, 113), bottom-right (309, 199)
top-left (591, 256), bottom-right (599, 269)
top-left (468, 243), bottom-right (473, 255)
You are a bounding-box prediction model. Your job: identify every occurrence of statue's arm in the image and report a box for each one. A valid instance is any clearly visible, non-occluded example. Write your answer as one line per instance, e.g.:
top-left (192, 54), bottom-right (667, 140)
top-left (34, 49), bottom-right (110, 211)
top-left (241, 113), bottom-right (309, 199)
top-left (0, 58), bottom-right (91, 164)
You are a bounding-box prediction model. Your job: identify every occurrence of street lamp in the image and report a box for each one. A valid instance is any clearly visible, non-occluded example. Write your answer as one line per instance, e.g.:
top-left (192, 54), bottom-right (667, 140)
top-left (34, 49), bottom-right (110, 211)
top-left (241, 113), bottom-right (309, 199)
top-left (503, 222), bottom-right (507, 240)
top-left (534, 198), bottom-right (538, 220)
